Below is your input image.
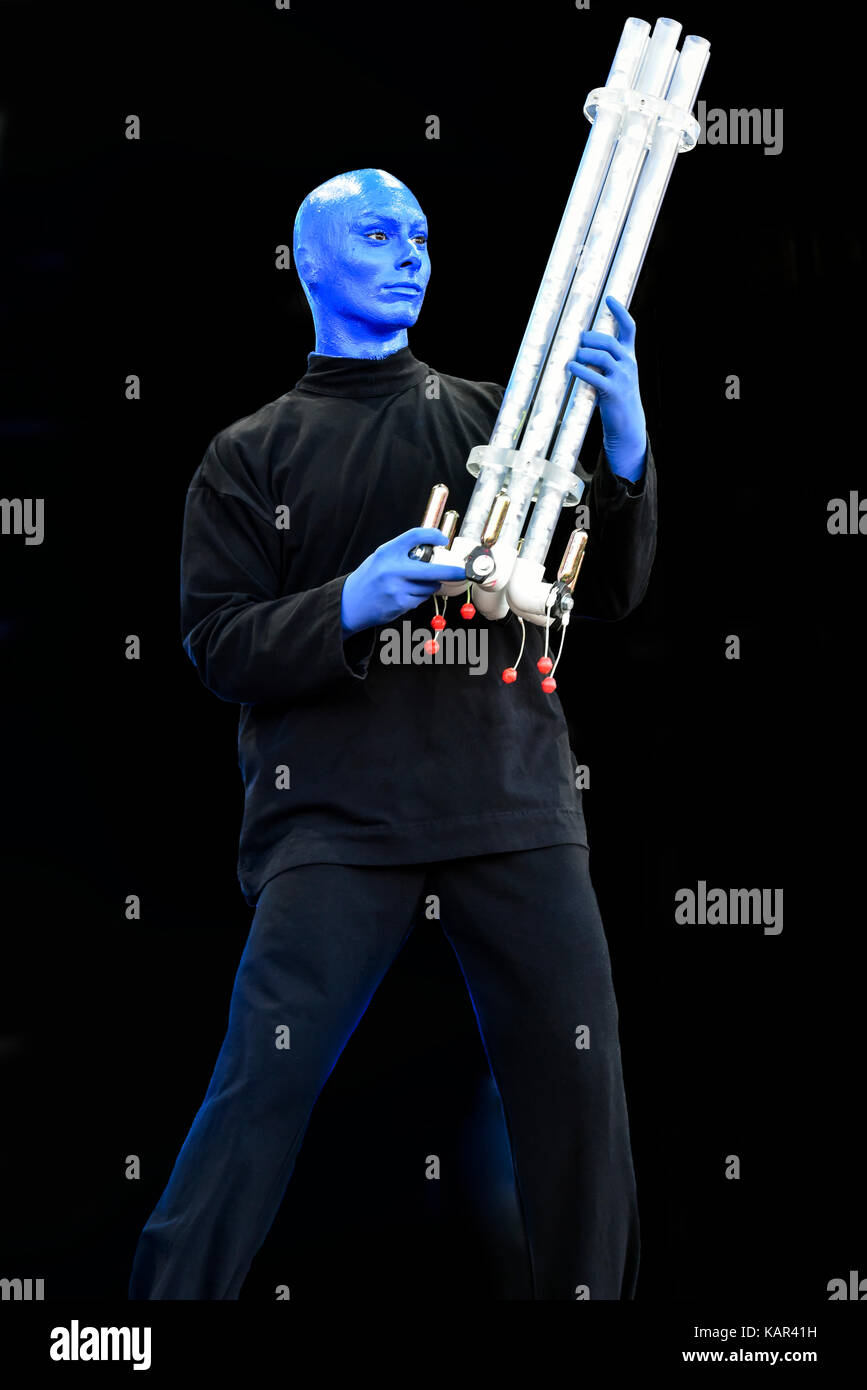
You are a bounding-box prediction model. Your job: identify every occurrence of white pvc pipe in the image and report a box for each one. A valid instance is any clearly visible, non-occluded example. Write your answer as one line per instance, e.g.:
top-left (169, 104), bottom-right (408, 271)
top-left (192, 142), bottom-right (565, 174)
top-left (549, 32), bottom-right (710, 475)
top-left (517, 16), bottom-right (682, 463)
top-left (489, 14), bottom-right (651, 453)
top-left (457, 14), bottom-right (650, 542)
top-left (518, 28), bottom-right (709, 569)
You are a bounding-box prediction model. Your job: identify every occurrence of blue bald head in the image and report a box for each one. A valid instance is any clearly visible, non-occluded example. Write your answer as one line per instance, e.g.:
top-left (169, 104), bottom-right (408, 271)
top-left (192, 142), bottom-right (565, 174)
top-left (293, 168), bottom-right (430, 359)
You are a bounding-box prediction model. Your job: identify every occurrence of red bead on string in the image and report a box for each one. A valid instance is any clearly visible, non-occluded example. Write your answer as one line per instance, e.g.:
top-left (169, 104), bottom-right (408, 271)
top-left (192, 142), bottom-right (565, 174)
top-left (427, 594), bottom-right (447, 654)
top-left (540, 612), bottom-right (567, 694)
top-left (501, 614), bottom-right (527, 685)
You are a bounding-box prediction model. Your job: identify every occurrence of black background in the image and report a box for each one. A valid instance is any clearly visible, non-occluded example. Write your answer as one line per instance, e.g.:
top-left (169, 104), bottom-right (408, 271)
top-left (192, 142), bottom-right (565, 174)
top-left (0, 0), bottom-right (863, 1325)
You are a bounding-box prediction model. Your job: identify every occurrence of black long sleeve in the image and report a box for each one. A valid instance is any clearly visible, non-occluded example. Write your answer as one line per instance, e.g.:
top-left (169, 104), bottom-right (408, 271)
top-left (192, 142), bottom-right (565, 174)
top-left (178, 346), bottom-right (657, 906)
top-left (564, 432), bottom-right (657, 622)
top-left (181, 457), bottom-right (376, 706)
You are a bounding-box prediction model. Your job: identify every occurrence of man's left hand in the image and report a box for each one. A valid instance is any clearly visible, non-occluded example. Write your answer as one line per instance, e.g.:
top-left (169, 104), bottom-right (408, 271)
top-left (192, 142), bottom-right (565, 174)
top-left (566, 294), bottom-right (647, 484)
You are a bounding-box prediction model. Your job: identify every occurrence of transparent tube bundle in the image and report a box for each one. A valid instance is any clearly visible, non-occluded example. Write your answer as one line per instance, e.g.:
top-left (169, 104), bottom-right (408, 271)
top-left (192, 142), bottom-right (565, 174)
top-left (425, 14), bottom-right (710, 633)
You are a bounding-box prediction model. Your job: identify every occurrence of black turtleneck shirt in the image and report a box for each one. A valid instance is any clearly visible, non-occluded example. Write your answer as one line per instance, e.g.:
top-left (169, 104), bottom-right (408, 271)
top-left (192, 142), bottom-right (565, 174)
top-left (180, 346), bottom-right (658, 906)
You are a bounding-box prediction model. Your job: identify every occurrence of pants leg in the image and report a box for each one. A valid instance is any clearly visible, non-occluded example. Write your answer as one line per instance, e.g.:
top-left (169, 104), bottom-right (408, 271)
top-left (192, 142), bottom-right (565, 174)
top-left (128, 861), bottom-right (426, 1299)
top-left (434, 843), bottom-right (640, 1300)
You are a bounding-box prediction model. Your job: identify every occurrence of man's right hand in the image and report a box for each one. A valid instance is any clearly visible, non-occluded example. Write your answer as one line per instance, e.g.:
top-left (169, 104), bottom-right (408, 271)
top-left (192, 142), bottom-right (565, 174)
top-left (340, 528), bottom-right (467, 638)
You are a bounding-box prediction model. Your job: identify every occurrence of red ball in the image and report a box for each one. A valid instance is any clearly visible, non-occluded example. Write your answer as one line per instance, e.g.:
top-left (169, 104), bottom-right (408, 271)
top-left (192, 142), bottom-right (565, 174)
top-left (460, 602), bottom-right (476, 620)
top-left (431, 614), bottom-right (446, 631)
top-left (541, 676), bottom-right (557, 693)
top-left (537, 656), bottom-right (553, 674)
top-left (425, 639), bottom-right (439, 655)
top-left (502, 667), bottom-right (518, 684)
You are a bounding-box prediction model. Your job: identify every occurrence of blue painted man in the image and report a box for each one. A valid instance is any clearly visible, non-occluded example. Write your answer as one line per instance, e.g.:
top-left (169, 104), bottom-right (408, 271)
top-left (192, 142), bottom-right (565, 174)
top-left (128, 167), bottom-right (656, 1300)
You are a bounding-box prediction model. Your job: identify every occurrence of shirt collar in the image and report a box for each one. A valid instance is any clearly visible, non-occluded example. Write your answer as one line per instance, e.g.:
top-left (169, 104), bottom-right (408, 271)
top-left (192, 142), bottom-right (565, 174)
top-left (293, 344), bottom-right (429, 399)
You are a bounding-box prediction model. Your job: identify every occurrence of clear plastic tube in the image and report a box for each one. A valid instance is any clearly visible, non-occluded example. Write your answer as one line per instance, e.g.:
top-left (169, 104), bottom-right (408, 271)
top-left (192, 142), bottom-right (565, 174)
top-left (516, 16), bottom-right (682, 462)
top-left (521, 29), bottom-right (710, 566)
top-left (520, 476), bottom-right (581, 566)
top-left (489, 14), bottom-right (651, 453)
top-left (550, 32), bottom-right (711, 473)
top-left (460, 460), bottom-right (508, 540)
top-left (496, 469), bottom-right (538, 550)
top-left (458, 16), bottom-right (651, 542)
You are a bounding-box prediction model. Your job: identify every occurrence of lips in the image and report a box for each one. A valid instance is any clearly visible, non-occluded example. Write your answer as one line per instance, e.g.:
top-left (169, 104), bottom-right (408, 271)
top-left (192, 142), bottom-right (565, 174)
top-left (383, 283), bottom-right (422, 294)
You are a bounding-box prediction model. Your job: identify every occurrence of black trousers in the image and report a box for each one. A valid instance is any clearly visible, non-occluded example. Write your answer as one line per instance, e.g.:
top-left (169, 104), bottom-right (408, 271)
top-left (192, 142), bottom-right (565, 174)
top-left (128, 844), bottom-right (640, 1300)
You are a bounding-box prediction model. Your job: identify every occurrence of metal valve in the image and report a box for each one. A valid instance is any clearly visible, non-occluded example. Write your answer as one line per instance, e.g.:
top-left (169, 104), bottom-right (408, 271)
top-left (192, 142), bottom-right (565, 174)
top-left (409, 484), bottom-right (459, 561)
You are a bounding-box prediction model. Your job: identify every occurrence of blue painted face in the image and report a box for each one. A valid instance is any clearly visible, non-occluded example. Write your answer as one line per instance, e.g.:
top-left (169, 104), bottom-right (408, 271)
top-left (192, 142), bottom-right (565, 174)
top-left (293, 168), bottom-right (431, 359)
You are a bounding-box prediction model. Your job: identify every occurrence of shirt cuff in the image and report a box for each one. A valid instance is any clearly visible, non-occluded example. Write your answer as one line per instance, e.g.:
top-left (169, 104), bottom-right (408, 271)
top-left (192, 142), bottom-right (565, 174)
top-left (597, 433), bottom-right (650, 498)
top-left (332, 574), bottom-right (378, 677)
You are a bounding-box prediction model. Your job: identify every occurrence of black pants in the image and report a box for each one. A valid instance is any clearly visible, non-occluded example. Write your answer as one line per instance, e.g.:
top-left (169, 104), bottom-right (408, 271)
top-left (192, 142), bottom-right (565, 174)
top-left (128, 844), bottom-right (639, 1299)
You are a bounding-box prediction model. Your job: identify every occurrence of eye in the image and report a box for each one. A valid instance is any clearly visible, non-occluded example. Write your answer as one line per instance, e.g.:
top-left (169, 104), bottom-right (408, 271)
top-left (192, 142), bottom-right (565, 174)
top-left (363, 230), bottom-right (428, 245)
